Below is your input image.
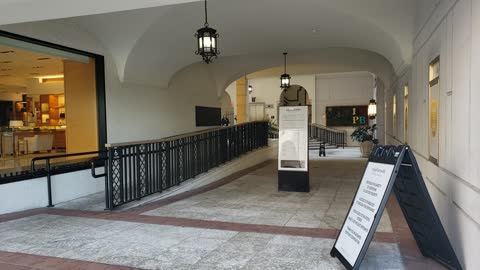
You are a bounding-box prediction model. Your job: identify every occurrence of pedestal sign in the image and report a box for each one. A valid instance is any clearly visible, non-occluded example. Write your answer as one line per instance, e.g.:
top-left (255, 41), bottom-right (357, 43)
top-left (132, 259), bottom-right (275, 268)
top-left (331, 145), bottom-right (463, 270)
top-left (278, 106), bottom-right (309, 192)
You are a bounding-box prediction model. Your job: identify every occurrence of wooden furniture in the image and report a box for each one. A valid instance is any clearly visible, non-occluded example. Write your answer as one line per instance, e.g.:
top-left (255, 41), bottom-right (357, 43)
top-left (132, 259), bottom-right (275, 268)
top-left (53, 130), bottom-right (66, 150)
top-left (39, 94), bottom-right (65, 125)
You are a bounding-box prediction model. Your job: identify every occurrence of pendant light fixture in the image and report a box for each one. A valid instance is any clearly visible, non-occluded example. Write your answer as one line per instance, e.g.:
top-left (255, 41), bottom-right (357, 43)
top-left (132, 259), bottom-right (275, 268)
top-left (280, 52), bottom-right (291, 89)
top-left (195, 0), bottom-right (219, 64)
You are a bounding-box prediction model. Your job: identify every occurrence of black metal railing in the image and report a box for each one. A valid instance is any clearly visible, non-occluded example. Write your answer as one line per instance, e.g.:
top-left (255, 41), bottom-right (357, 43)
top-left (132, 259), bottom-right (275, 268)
top-left (309, 124), bottom-right (347, 148)
top-left (31, 151), bottom-right (105, 207)
top-left (103, 121), bottom-right (269, 209)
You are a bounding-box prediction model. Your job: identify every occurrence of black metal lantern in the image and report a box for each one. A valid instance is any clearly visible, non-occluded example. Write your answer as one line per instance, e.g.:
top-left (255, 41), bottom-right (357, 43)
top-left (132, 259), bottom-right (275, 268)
top-left (195, 0), bottom-right (219, 64)
top-left (368, 99), bottom-right (377, 119)
top-left (280, 52), bottom-right (291, 88)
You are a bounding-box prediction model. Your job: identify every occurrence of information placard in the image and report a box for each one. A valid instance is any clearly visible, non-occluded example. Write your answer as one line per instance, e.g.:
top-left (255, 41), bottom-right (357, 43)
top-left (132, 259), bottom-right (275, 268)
top-left (333, 162), bottom-right (394, 265)
top-left (278, 106), bottom-right (308, 172)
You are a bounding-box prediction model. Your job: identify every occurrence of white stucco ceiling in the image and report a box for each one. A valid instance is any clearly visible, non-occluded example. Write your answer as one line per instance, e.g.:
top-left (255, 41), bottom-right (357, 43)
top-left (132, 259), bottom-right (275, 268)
top-left (1, 0), bottom-right (416, 88)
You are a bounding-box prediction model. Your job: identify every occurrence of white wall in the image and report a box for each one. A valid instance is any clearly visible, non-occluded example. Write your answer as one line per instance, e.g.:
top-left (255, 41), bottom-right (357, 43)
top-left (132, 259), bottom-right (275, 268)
top-left (315, 72), bottom-right (375, 146)
top-left (245, 75), bottom-right (315, 123)
top-left (0, 168), bottom-right (104, 215)
top-left (386, 0), bottom-right (480, 268)
top-left (227, 72), bottom-right (375, 146)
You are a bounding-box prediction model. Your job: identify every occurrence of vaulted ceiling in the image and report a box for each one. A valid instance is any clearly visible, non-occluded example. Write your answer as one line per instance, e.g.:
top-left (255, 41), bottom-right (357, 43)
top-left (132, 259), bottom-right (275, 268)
top-left (0, 0), bottom-right (416, 88)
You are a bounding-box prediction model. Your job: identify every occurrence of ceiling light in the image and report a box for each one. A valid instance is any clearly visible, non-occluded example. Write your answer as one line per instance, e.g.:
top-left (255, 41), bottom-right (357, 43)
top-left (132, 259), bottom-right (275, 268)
top-left (280, 52), bottom-right (291, 89)
top-left (0, 61), bottom-right (12, 64)
top-left (38, 74), bottom-right (64, 83)
top-left (37, 57), bottom-right (51, 60)
top-left (32, 66), bottom-right (45, 69)
top-left (0, 50), bottom-right (14, 54)
top-left (195, 0), bottom-right (219, 64)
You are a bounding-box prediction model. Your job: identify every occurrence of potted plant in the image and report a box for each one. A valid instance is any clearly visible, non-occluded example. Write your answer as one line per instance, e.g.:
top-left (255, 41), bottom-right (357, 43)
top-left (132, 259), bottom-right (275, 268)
top-left (351, 124), bottom-right (378, 157)
top-left (268, 120), bottom-right (279, 139)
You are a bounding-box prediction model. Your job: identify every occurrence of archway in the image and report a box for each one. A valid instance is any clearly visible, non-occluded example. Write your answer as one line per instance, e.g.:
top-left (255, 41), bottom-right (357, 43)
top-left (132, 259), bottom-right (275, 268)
top-left (279, 85), bottom-right (312, 123)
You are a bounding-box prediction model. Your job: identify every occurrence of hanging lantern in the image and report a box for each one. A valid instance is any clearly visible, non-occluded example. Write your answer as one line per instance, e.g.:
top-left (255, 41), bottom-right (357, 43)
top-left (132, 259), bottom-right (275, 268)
top-left (368, 99), bottom-right (377, 119)
top-left (280, 52), bottom-right (291, 89)
top-left (248, 85), bottom-right (253, 93)
top-left (195, 0), bottom-right (219, 64)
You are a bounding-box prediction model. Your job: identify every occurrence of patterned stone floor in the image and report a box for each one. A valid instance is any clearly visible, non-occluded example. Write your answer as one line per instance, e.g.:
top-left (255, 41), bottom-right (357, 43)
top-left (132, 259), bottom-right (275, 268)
top-left (143, 160), bottom-right (393, 232)
top-left (0, 159), bottom-right (445, 270)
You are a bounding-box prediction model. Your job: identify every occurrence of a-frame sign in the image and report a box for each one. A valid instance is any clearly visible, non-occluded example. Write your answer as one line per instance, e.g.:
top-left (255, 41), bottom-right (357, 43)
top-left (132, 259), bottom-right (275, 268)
top-left (330, 145), bottom-right (463, 270)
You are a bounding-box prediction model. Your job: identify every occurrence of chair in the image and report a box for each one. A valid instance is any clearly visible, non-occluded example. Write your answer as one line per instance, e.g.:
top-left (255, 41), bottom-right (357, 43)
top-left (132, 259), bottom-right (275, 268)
top-left (24, 134), bottom-right (54, 153)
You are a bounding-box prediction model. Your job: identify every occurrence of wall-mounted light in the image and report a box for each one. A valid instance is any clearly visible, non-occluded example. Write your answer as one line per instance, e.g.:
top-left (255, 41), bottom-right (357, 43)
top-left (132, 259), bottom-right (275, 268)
top-left (248, 85), bottom-right (253, 93)
top-left (280, 52), bottom-right (291, 89)
top-left (368, 99), bottom-right (377, 119)
top-left (195, 0), bottom-right (219, 64)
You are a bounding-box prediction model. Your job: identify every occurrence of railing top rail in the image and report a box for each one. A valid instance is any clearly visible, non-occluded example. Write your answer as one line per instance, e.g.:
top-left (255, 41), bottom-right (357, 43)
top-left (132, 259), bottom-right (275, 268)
top-left (105, 120), bottom-right (268, 148)
top-left (310, 123), bottom-right (347, 134)
top-left (31, 150), bottom-right (104, 173)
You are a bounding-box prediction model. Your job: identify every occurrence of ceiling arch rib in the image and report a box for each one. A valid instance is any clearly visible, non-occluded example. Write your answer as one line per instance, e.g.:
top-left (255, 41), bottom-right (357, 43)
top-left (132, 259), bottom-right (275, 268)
top-left (63, 0), bottom-right (414, 88)
top-left (204, 48), bottom-right (395, 97)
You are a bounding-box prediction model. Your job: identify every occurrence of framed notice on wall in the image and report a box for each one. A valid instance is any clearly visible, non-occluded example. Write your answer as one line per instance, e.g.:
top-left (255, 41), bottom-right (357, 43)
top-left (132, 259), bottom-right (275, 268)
top-left (278, 106), bottom-right (308, 172)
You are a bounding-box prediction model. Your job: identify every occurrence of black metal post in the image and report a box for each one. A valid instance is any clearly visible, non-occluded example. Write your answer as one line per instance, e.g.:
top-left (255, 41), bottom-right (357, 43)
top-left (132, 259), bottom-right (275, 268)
top-left (46, 160), bottom-right (54, 207)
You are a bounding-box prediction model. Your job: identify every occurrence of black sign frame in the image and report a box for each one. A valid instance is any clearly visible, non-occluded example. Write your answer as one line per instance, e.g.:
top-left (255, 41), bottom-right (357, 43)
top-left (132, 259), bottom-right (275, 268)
top-left (330, 145), bottom-right (463, 270)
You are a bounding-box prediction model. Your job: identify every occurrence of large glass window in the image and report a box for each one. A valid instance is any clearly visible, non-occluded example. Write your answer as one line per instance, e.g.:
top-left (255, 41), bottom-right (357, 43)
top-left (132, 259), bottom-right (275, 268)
top-left (0, 36), bottom-right (100, 175)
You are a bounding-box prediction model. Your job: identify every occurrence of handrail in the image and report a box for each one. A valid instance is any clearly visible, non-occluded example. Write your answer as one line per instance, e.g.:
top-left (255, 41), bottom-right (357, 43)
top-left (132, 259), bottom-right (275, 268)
top-left (105, 121), bottom-right (267, 148)
top-left (309, 123), bottom-right (347, 149)
top-left (310, 123), bottom-right (346, 133)
top-left (30, 150), bottom-right (105, 208)
top-left (104, 121), bottom-right (269, 209)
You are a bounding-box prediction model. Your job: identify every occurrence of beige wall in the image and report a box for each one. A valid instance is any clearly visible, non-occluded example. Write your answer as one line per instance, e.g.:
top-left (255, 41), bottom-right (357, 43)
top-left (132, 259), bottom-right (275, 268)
top-left (385, 0), bottom-right (480, 268)
top-left (64, 59), bottom-right (98, 153)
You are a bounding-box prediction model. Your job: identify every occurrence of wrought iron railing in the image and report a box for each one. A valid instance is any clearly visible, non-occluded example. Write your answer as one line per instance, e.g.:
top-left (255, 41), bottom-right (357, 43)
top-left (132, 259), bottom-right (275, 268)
top-left (309, 124), bottom-right (347, 148)
top-left (102, 121), bottom-right (269, 209)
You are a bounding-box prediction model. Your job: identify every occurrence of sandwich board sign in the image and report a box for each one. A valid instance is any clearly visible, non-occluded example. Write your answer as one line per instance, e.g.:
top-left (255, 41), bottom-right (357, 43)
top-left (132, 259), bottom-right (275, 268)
top-left (330, 145), bottom-right (463, 270)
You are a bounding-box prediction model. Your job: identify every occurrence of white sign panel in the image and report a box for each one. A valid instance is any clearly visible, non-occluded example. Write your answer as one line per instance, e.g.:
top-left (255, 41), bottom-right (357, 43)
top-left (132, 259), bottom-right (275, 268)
top-left (278, 106), bottom-right (308, 172)
top-left (334, 162), bottom-right (395, 266)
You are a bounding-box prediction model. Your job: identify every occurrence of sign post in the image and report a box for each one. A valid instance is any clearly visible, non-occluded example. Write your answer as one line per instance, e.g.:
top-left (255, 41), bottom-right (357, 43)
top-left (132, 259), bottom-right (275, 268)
top-left (331, 145), bottom-right (463, 270)
top-left (278, 106), bottom-right (309, 192)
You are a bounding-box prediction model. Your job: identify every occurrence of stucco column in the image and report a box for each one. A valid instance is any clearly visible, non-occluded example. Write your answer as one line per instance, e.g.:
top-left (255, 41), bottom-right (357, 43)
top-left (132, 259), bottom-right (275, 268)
top-left (236, 76), bottom-right (247, 123)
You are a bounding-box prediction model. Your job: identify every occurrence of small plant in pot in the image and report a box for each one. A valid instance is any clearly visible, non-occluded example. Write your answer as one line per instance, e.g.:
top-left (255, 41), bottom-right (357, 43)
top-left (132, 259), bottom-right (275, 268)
top-left (351, 124), bottom-right (378, 157)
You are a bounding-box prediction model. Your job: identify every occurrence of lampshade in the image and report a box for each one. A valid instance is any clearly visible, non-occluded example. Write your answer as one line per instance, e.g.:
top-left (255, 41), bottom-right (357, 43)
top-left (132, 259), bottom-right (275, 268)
top-left (280, 74), bottom-right (291, 89)
top-left (368, 99), bottom-right (377, 119)
top-left (9, 120), bottom-right (23, 128)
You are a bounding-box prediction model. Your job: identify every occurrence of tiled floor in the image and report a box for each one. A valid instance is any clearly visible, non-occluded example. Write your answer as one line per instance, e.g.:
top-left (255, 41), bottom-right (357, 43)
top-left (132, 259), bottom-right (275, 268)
top-left (0, 158), bottom-right (446, 270)
top-left (0, 215), bottom-right (402, 270)
top-left (142, 160), bottom-right (393, 232)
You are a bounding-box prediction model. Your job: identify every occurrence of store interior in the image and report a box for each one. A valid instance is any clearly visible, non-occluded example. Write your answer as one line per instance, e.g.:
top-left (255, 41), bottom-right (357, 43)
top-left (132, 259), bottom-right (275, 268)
top-left (0, 41), bottom-right (98, 173)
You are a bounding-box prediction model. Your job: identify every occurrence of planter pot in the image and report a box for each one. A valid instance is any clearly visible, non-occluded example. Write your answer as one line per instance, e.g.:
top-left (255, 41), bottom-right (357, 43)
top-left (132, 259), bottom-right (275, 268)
top-left (360, 141), bottom-right (374, 157)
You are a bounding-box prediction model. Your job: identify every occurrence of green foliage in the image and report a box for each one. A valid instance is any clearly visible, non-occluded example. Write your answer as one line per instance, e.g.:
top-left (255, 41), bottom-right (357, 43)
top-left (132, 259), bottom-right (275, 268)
top-left (351, 124), bottom-right (377, 143)
top-left (268, 120), bottom-right (278, 132)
